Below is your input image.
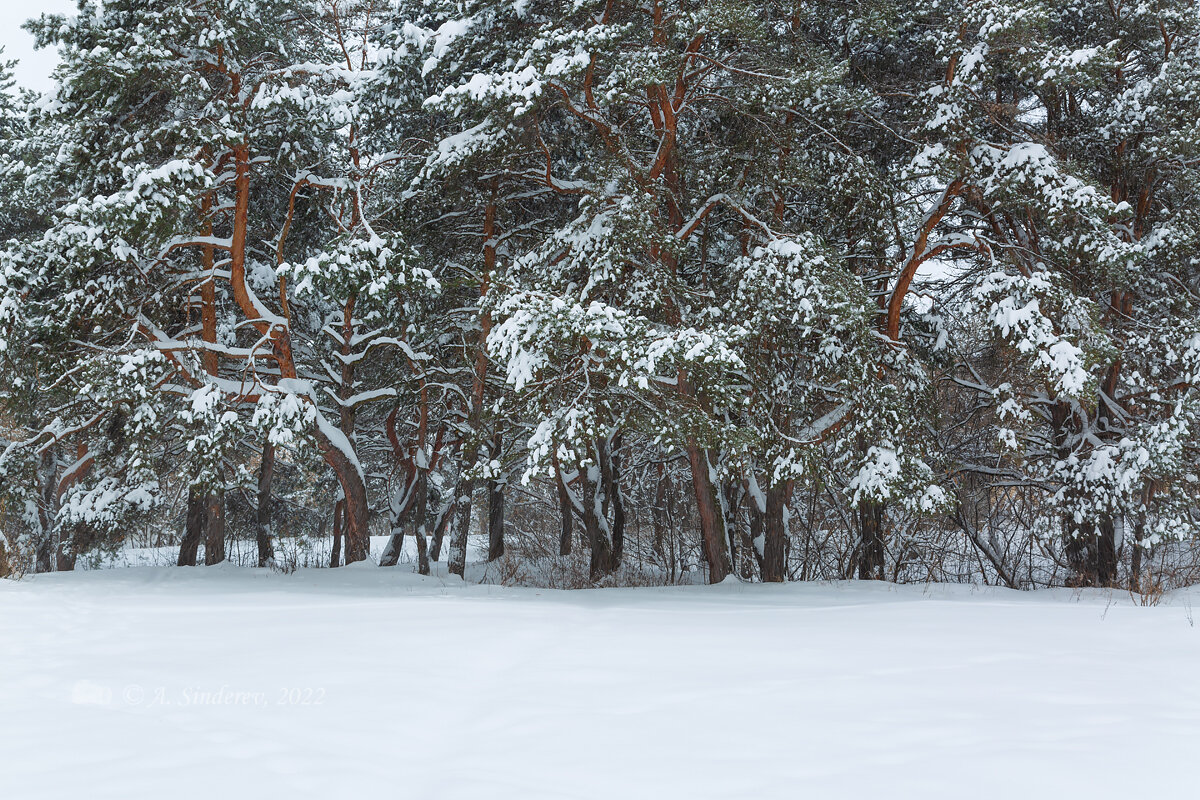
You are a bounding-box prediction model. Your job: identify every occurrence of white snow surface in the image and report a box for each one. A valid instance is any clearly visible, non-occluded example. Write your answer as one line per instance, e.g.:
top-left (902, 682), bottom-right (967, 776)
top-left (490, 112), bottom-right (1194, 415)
top-left (3, 566), bottom-right (1199, 798)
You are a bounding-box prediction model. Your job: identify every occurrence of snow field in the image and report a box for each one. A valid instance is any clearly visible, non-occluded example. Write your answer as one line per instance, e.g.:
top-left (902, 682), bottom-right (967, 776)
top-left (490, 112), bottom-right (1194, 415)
top-left (2, 567), bottom-right (1198, 799)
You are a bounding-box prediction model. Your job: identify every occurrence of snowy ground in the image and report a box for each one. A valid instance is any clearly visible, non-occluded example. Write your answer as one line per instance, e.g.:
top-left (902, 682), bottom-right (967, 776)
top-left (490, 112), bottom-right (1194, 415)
top-left (3, 566), bottom-right (1199, 799)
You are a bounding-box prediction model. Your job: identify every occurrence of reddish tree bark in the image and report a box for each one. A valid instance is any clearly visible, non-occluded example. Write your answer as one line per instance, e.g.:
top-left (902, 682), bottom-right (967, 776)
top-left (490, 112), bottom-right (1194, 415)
top-left (686, 444), bottom-right (731, 583)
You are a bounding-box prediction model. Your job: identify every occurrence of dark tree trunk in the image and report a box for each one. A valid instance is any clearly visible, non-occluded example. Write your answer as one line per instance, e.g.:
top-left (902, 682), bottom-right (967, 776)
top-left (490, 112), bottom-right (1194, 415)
top-left (686, 443), bottom-right (730, 583)
top-left (1065, 516), bottom-right (1118, 587)
top-left (486, 484), bottom-right (505, 562)
top-left (1095, 518), bottom-right (1118, 585)
top-left (1130, 522), bottom-right (1144, 593)
top-left (723, 480), bottom-right (742, 576)
top-left (54, 445), bottom-right (86, 572)
top-left (741, 525), bottom-right (758, 580)
top-left (255, 441), bottom-right (275, 567)
top-left (380, 471), bottom-right (414, 568)
top-left (413, 525), bottom-right (430, 575)
top-left (582, 471), bottom-right (616, 581)
top-left (484, 482), bottom-right (504, 563)
top-left (556, 467), bottom-right (574, 557)
top-left (179, 487), bottom-right (204, 567)
top-left (748, 501), bottom-right (765, 578)
top-left (1067, 361), bottom-right (1122, 588)
top-left (597, 437), bottom-right (624, 566)
top-left (858, 500), bottom-right (886, 581)
top-left (330, 499), bottom-right (344, 569)
top-left (448, 479), bottom-right (476, 577)
top-left (428, 496), bottom-right (455, 562)
top-left (651, 463), bottom-right (667, 559)
top-left (666, 483), bottom-right (679, 583)
top-left (204, 490), bottom-right (225, 565)
top-left (486, 436), bottom-right (505, 562)
top-left (412, 469), bottom-right (431, 576)
top-left (380, 519), bottom-right (404, 568)
top-left (761, 484), bottom-right (790, 582)
top-left (610, 446), bottom-right (625, 566)
top-left (55, 533), bottom-right (76, 572)
top-left (34, 534), bottom-right (50, 574)
top-left (1130, 488), bottom-right (1149, 592)
top-left (35, 448), bottom-right (57, 574)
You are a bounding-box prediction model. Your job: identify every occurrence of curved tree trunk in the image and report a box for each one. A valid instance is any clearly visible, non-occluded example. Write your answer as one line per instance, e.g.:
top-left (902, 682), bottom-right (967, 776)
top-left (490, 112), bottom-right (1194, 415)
top-left (380, 521), bottom-right (404, 567)
top-left (380, 469), bottom-right (414, 568)
top-left (428, 495), bottom-right (455, 562)
top-left (321, 443), bottom-right (370, 564)
top-left (686, 443), bottom-right (730, 583)
top-left (579, 440), bottom-right (620, 580)
top-left (330, 499), bottom-right (344, 569)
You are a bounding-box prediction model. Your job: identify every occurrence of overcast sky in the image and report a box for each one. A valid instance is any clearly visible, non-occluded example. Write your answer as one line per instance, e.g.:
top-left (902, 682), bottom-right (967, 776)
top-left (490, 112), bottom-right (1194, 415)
top-left (2, 2), bottom-right (77, 95)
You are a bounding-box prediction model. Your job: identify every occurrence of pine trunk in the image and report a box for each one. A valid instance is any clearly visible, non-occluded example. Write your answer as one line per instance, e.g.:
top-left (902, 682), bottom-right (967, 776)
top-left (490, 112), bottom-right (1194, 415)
top-left (204, 490), bottom-right (225, 565)
top-left (35, 448), bottom-right (58, 574)
top-left (761, 484), bottom-right (790, 582)
top-left (448, 479), bottom-right (476, 578)
top-left (179, 487), bottom-right (204, 567)
top-left (428, 496), bottom-right (455, 562)
top-left (413, 524), bottom-right (430, 575)
top-left (686, 443), bottom-right (730, 583)
top-left (748, 503), bottom-right (765, 578)
top-left (330, 499), bottom-right (344, 569)
top-left (582, 473), bottom-right (616, 581)
top-left (652, 463), bottom-right (667, 559)
top-left (322, 447), bottom-right (370, 564)
top-left (858, 500), bottom-right (885, 581)
top-left (255, 441), bottom-right (275, 567)
top-left (1064, 516), bottom-right (1118, 587)
top-left (486, 473), bottom-right (505, 563)
top-left (609, 446), bottom-right (625, 566)
top-left (379, 471), bottom-right (413, 568)
top-left (556, 468), bottom-right (574, 557)
top-left (413, 468), bottom-right (431, 575)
